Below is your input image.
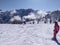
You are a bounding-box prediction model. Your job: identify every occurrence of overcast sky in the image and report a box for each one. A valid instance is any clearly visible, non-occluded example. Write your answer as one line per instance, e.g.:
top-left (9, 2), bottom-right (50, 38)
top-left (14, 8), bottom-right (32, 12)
top-left (0, 0), bottom-right (60, 11)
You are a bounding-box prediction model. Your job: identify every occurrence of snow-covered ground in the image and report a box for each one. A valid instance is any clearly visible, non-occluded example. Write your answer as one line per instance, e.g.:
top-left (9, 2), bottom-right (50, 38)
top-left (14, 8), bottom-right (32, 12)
top-left (0, 23), bottom-right (60, 45)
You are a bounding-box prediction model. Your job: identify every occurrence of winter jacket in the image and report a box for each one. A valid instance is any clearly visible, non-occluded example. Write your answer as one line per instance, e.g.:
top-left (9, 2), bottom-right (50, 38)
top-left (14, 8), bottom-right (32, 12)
top-left (54, 24), bottom-right (59, 32)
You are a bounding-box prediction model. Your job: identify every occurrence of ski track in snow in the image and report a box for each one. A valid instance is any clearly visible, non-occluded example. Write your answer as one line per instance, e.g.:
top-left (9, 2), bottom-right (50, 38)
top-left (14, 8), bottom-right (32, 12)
top-left (0, 23), bottom-right (60, 45)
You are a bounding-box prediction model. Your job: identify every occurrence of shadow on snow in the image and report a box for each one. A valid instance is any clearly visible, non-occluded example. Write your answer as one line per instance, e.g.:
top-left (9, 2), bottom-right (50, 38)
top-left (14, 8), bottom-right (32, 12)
top-left (55, 39), bottom-right (60, 45)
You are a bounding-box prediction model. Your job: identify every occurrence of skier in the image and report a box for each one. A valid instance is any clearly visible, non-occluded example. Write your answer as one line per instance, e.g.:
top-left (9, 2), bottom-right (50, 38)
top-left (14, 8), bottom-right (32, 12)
top-left (52, 21), bottom-right (59, 40)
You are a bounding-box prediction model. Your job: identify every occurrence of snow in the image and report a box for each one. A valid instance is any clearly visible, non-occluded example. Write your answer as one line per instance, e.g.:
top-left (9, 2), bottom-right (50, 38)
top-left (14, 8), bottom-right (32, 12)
top-left (0, 10), bottom-right (6, 14)
top-left (0, 23), bottom-right (60, 45)
top-left (23, 10), bottom-right (48, 22)
top-left (13, 16), bottom-right (21, 20)
top-left (37, 10), bottom-right (47, 17)
top-left (10, 16), bottom-right (21, 21)
top-left (23, 12), bottom-right (36, 19)
top-left (10, 10), bottom-right (17, 14)
top-left (10, 18), bottom-right (14, 21)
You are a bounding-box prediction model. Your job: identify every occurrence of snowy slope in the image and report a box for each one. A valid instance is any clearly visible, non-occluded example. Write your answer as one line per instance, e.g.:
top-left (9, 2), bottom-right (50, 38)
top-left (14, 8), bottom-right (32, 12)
top-left (10, 10), bottom-right (17, 14)
top-left (37, 10), bottom-right (47, 17)
top-left (10, 16), bottom-right (21, 22)
top-left (0, 23), bottom-right (60, 45)
top-left (23, 12), bottom-right (36, 19)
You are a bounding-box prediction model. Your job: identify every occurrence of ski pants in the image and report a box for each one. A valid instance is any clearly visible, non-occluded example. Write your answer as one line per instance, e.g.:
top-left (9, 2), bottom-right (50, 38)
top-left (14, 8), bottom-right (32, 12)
top-left (54, 30), bottom-right (58, 38)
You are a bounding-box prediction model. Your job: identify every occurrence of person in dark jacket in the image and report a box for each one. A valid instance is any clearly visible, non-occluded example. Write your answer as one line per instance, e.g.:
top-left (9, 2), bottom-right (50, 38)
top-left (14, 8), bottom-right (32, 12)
top-left (52, 22), bottom-right (59, 40)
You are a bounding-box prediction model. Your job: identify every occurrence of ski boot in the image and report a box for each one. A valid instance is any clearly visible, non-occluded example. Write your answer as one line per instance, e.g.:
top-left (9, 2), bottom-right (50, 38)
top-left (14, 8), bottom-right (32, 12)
top-left (52, 38), bottom-right (57, 41)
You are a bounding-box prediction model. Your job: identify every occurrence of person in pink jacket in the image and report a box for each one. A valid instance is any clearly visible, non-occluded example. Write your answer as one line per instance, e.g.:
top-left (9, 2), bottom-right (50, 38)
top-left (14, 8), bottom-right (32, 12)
top-left (52, 22), bottom-right (59, 40)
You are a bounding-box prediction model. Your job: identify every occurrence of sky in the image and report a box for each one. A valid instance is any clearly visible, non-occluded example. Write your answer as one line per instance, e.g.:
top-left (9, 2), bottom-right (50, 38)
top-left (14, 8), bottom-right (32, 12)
top-left (0, 0), bottom-right (60, 11)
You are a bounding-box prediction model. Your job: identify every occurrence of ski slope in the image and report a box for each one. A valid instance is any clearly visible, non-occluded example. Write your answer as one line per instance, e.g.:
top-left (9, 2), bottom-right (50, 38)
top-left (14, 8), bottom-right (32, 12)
top-left (0, 23), bottom-right (60, 45)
